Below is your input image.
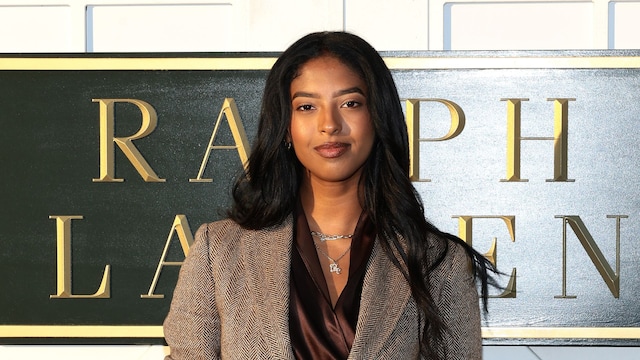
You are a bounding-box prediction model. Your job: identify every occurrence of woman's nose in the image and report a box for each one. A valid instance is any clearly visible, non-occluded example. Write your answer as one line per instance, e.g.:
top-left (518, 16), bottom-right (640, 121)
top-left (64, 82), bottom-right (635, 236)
top-left (319, 107), bottom-right (342, 134)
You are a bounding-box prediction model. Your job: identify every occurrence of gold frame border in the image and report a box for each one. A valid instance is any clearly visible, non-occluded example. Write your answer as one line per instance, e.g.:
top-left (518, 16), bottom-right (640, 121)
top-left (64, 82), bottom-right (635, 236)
top-left (1, 326), bottom-right (639, 339)
top-left (0, 326), bottom-right (163, 338)
top-left (1, 56), bottom-right (640, 70)
top-left (2, 55), bottom-right (639, 341)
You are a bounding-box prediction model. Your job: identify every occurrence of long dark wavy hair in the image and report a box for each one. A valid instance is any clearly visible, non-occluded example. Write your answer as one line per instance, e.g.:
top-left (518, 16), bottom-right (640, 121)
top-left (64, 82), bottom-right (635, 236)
top-left (229, 31), bottom-right (494, 358)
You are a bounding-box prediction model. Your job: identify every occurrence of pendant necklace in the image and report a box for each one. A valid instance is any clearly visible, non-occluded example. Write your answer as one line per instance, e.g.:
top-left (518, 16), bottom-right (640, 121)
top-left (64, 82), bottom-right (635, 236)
top-left (312, 239), bottom-right (352, 275)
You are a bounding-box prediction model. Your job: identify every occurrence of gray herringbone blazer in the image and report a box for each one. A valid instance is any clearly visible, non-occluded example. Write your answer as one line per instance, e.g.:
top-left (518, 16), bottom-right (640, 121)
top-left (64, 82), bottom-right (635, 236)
top-left (163, 215), bottom-right (482, 359)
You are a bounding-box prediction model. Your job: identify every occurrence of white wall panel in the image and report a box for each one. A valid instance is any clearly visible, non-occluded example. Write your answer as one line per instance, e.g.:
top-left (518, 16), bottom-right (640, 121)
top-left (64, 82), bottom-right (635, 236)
top-left (443, 1), bottom-right (593, 50)
top-left (243, 0), bottom-right (343, 51)
top-left (611, 1), bottom-right (640, 49)
top-left (86, 0), bottom-right (345, 52)
top-left (1, 0), bottom-right (632, 52)
top-left (530, 346), bottom-right (640, 359)
top-left (0, 345), bottom-right (168, 359)
top-left (345, 0), bottom-right (430, 50)
top-left (0, 5), bottom-right (73, 52)
top-left (88, 3), bottom-right (236, 52)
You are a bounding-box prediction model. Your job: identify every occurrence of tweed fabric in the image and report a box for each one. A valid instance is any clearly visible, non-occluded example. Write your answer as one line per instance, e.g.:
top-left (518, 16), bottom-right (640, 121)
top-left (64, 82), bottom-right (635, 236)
top-left (163, 215), bottom-right (482, 359)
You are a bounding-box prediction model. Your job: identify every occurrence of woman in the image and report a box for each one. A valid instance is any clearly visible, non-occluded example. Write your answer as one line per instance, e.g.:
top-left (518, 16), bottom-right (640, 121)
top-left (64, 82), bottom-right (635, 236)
top-left (164, 31), bottom-right (494, 359)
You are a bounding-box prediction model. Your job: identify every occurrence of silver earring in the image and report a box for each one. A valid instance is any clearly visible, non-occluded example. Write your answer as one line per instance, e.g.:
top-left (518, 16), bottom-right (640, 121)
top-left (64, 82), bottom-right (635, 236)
top-left (286, 142), bottom-right (292, 150)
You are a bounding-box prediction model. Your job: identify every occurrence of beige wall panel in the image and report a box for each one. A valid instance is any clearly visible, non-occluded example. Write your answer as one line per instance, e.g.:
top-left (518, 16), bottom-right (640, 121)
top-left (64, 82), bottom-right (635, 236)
top-left (243, 0), bottom-right (343, 51)
top-left (445, 2), bottom-right (593, 50)
top-left (345, 0), bottom-right (429, 50)
top-left (612, 1), bottom-right (640, 49)
top-left (88, 4), bottom-right (236, 52)
top-left (0, 5), bottom-right (72, 52)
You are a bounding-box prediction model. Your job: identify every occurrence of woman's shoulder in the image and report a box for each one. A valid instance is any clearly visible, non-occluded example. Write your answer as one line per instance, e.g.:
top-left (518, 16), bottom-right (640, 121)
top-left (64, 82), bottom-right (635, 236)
top-left (192, 218), bottom-right (258, 251)
top-left (193, 215), bottom-right (294, 248)
top-left (195, 218), bottom-right (244, 241)
top-left (426, 232), bottom-right (474, 276)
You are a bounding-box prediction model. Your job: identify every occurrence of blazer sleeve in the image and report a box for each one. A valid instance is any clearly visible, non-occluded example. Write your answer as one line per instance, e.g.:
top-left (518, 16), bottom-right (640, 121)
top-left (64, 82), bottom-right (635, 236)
top-left (164, 223), bottom-right (221, 360)
top-left (436, 242), bottom-right (483, 360)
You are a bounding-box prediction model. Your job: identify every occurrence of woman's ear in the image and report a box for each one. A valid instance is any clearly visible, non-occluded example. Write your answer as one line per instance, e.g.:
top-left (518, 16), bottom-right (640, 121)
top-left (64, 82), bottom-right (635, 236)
top-left (284, 132), bottom-right (292, 150)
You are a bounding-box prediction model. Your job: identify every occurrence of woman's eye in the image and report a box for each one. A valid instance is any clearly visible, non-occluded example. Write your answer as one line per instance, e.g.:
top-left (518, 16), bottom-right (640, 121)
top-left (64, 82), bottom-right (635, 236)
top-left (297, 104), bottom-right (314, 111)
top-left (342, 100), bottom-right (361, 108)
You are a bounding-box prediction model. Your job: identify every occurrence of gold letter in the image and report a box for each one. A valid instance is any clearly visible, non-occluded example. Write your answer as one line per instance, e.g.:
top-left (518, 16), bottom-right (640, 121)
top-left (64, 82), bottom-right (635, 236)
top-left (49, 215), bottom-right (111, 299)
top-left (554, 215), bottom-right (627, 299)
top-left (501, 98), bottom-right (575, 182)
top-left (405, 98), bottom-right (465, 182)
top-left (92, 98), bottom-right (165, 183)
top-left (141, 215), bottom-right (194, 298)
top-left (453, 215), bottom-right (517, 298)
top-left (548, 98), bottom-right (572, 181)
top-left (190, 98), bottom-right (251, 182)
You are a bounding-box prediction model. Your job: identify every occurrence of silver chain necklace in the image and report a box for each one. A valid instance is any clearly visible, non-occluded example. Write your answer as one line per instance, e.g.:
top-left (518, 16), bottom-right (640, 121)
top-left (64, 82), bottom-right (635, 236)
top-left (312, 240), bottom-right (352, 275)
top-left (310, 230), bottom-right (353, 242)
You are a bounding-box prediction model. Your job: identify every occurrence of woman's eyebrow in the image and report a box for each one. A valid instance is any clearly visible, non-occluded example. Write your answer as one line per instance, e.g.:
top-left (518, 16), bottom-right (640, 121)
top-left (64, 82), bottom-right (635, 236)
top-left (291, 91), bottom-right (318, 100)
top-left (291, 87), bottom-right (365, 100)
top-left (333, 87), bottom-right (364, 97)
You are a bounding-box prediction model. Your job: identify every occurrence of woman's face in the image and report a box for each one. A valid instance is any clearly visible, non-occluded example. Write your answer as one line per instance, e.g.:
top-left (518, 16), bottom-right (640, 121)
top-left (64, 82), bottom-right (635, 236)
top-left (289, 55), bottom-right (375, 185)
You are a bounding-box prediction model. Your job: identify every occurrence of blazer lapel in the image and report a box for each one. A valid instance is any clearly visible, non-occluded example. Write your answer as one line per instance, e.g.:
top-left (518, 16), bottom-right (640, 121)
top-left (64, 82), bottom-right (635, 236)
top-left (247, 216), bottom-right (296, 359)
top-left (349, 238), bottom-right (414, 358)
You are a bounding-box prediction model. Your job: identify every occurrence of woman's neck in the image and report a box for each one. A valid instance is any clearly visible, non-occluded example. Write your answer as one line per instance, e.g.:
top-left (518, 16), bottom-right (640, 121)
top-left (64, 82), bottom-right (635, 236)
top-left (299, 177), bottom-right (363, 235)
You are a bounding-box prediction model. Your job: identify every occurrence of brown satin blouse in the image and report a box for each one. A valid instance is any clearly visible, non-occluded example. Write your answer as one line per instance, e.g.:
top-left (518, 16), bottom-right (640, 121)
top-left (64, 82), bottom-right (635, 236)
top-left (289, 204), bottom-right (375, 360)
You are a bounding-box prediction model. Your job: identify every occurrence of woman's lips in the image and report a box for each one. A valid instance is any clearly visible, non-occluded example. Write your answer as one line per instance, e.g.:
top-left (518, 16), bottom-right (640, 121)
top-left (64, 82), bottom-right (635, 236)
top-left (314, 142), bottom-right (349, 158)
